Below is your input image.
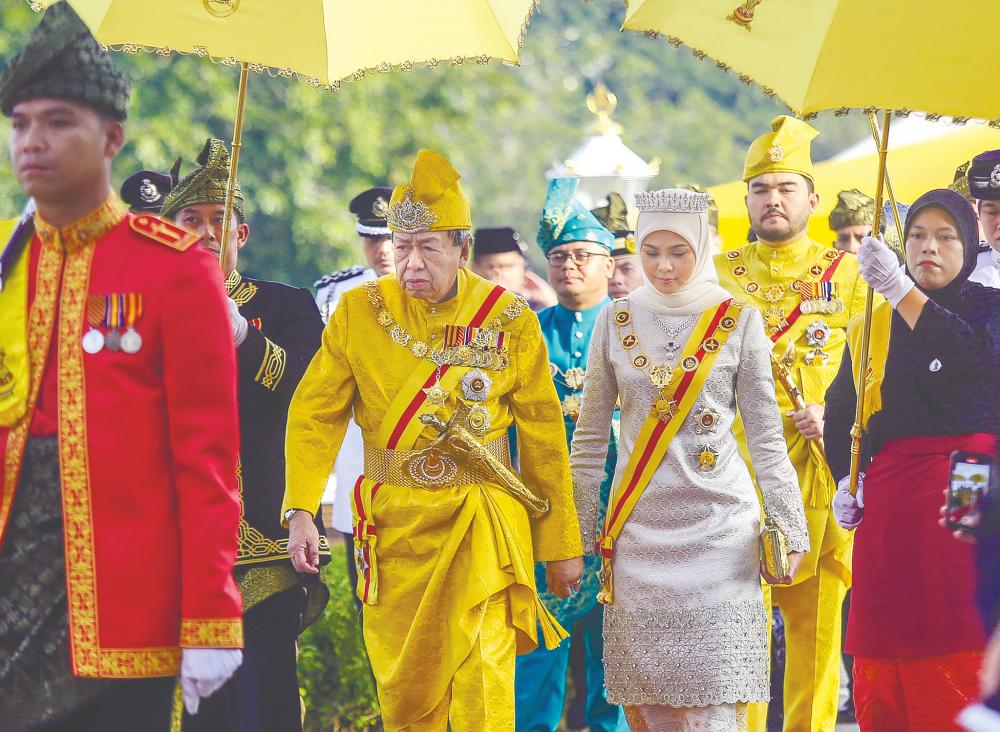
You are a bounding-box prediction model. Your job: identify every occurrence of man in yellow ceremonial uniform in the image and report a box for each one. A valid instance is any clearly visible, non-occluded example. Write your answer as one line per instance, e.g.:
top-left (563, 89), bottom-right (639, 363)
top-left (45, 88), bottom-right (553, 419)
top-left (714, 116), bottom-right (868, 732)
top-left (282, 150), bottom-right (584, 731)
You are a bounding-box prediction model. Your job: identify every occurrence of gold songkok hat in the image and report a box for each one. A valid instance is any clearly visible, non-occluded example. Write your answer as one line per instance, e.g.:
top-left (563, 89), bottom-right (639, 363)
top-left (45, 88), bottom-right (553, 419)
top-left (743, 115), bottom-right (819, 183)
top-left (828, 189), bottom-right (876, 230)
top-left (387, 150), bottom-right (471, 233)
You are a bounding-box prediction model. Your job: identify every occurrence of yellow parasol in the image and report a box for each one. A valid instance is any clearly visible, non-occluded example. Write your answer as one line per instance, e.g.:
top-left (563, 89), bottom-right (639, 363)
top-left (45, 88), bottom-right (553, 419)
top-left (29, 0), bottom-right (537, 267)
top-left (622, 0), bottom-right (1000, 494)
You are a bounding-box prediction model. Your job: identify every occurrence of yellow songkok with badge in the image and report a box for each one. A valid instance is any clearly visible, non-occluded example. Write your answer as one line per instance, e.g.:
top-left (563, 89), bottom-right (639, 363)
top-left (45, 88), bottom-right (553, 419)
top-left (387, 149), bottom-right (471, 233)
top-left (743, 115), bottom-right (819, 183)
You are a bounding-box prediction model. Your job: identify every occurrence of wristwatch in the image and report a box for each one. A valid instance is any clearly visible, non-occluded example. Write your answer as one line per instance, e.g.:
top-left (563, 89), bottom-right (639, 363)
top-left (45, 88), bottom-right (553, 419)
top-left (283, 508), bottom-right (310, 522)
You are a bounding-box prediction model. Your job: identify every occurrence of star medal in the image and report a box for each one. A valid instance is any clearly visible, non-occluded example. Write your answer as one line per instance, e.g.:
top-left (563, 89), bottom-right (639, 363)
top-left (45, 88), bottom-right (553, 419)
top-left (764, 308), bottom-right (789, 334)
top-left (693, 407), bottom-right (721, 434)
top-left (423, 382), bottom-right (448, 406)
top-left (120, 293), bottom-right (143, 355)
top-left (655, 397), bottom-right (678, 422)
top-left (649, 363), bottom-right (672, 390)
top-left (695, 444), bottom-right (719, 471)
top-left (465, 404), bottom-right (492, 435)
top-left (805, 320), bottom-right (831, 348)
top-left (562, 394), bottom-right (582, 421)
top-left (564, 367), bottom-right (587, 391)
top-left (804, 348), bottom-right (829, 366)
top-left (461, 369), bottom-right (492, 402)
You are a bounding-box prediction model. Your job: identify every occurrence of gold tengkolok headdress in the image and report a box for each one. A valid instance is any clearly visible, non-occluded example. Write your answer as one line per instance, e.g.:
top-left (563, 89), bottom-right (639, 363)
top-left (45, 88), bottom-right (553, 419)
top-left (387, 150), bottom-right (470, 233)
top-left (828, 189), bottom-right (876, 230)
top-left (160, 138), bottom-right (244, 220)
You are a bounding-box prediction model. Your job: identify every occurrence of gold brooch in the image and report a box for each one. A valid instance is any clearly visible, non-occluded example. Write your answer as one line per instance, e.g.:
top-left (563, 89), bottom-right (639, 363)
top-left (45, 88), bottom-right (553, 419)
top-left (696, 445), bottom-right (719, 471)
top-left (768, 144), bottom-right (785, 163)
top-left (386, 187), bottom-right (438, 233)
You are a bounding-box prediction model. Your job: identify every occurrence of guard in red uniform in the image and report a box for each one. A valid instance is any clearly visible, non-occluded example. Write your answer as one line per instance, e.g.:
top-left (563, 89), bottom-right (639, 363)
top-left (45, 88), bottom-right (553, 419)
top-left (0, 6), bottom-right (244, 731)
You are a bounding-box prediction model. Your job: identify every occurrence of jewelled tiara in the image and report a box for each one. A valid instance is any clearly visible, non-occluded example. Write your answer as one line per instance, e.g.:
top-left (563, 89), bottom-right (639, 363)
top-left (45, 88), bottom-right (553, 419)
top-left (634, 189), bottom-right (710, 214)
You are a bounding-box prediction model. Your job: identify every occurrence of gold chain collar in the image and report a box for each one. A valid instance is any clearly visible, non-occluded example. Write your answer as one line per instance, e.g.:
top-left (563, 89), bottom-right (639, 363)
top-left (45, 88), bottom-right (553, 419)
top-left (363, 279), bottom-right (525, 369)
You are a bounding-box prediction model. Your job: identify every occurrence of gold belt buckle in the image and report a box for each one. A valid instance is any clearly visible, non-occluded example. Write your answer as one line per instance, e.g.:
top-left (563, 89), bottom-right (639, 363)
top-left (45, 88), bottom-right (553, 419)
top-left (400, 448), bottom-right (459, 489)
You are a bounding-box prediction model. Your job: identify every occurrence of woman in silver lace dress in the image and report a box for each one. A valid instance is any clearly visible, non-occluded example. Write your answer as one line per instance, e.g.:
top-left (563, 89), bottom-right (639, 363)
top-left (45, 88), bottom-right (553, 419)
top-left (570, 189), bottom-right (809, 731)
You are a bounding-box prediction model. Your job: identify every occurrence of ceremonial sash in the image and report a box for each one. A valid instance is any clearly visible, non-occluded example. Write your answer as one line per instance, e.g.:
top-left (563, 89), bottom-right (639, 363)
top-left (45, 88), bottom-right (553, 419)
top-left (596, 299), bottom-right (741, 604)
top-left (770, 250), bottom-right (846, 350)
top-left (847, 300), bottom-right (892, 429)
top-left (0, 216), bottom-right (31, 427)
top-left (375, 279), bottom-right (510, 452)
top-left (352, 475), bottom-right (382, 604)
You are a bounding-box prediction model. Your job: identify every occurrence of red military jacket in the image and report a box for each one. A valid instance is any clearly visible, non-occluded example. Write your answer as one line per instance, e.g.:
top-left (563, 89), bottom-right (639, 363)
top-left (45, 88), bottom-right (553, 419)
top-left (0, 195), bottom-right (243, 679)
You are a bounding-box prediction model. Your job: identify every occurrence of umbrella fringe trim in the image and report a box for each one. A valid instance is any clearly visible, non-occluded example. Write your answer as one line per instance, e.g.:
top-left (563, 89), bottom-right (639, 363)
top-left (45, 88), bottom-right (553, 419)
top-left (27, 0), bottom-right (539, 92)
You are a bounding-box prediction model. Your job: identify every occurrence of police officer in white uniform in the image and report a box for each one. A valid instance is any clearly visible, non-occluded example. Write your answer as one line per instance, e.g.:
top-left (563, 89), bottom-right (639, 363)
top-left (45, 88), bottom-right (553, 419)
top-left (967, 151), bottom-right (1000, 289)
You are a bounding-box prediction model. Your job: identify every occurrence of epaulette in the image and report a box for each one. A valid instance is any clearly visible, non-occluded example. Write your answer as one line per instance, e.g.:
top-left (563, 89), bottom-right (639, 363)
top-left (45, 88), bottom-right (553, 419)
top-left (314, 265), bottom-right (365, 289)
top-left (130, 214), bottom-right (199, 252)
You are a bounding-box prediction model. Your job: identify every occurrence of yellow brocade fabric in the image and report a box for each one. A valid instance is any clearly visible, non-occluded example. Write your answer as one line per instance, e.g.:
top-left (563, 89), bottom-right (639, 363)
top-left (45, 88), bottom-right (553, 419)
top-left (715, 236), bottom-right (868, 585)
top-left (0, 217), bottom-right (29, 427)
top-left (284, 268), bottom-right (580, 729)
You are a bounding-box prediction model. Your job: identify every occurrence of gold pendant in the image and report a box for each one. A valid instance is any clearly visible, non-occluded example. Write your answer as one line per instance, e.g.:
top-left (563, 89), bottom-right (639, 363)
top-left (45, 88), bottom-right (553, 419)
top-left (695, 444), bottom-right (719, 471)
top-left (649, 363), bottom-right (672, 390)
top-left (562, 394), bottom-right (582, 421)
top-left (763, 284), bottom-right (786, 303)
top-left (564, 367), bottom-right (587, 391)
top-left (423, 383), bottom-right (448, 405)
top-left (465, 403), bottom-right (492, 435)
top-left (764, 308), bottom-right (789, 334)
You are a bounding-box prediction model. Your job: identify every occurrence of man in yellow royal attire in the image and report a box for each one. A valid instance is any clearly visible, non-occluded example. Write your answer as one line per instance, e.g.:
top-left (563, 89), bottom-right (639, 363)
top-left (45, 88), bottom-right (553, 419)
top-left (282, 149), bottom-right (584, 731)
top-left (714, 116), bottom-right (868, 732)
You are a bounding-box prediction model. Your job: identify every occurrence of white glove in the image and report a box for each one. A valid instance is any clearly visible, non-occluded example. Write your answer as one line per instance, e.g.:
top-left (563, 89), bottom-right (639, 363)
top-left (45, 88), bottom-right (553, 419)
top-left (858, 235), bottom-right (914, 307)
top-left (180, 647), bottom-right (243, 715)
top-left (226, 297), bottom-right (248, 346)
top-left (833, 473), bottom-right (865, 530)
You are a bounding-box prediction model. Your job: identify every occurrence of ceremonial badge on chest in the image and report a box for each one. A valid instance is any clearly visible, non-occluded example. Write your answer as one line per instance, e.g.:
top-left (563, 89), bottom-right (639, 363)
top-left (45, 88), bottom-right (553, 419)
top-left (465, 404), bottom-right (492, 436)
top-left (695, 444), bottom-right (719, 471)
top-left (562, 394), bottom-right (582, 421)
top-left (564, 367), bottom-right (587, 391)
top-left (461, 369), bottom-right (492, 402)
top-left (693, 407), bottom-right (721, 435)
top-left (423, 383), bottom-right (448, 406)
top-left (654, 397), bottom-right (678, 423)
top-left (800, 282), bottom-right (843, 315)
top-left (764, 308), bottom-right (790, 335)
top-left (803, 320), bottom-right (831, 365)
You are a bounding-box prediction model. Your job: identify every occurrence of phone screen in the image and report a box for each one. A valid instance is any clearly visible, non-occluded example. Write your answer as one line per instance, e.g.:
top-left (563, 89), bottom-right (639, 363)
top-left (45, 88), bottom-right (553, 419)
top-left (947, 457), bottom-right (992, 528)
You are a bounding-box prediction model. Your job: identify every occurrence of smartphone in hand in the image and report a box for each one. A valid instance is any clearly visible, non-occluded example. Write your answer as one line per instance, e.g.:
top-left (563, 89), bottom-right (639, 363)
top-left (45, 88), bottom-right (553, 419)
top-left (945, 451), bottom-right (993, 531)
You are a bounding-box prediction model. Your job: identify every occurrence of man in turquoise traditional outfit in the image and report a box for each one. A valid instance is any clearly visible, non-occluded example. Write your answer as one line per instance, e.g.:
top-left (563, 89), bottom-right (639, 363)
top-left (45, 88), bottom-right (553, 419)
top-left (514, 178), bottom-right (625, 732)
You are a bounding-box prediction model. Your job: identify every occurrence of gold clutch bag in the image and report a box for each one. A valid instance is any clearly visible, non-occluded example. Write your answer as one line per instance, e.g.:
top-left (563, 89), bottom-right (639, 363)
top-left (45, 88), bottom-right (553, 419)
top-left (760, 517), bottom-right (790, 583)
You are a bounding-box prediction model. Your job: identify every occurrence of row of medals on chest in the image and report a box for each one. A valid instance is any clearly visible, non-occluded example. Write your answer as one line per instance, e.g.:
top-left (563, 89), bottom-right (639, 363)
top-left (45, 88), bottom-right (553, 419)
top-left (726, 249), bottom-right (840, 365)
top-left (81, 293), bottom-right (144, 355)
top-left (613, 303), bottom-right (725, 472)
top-left (365, 281), bottom-right (525, 438)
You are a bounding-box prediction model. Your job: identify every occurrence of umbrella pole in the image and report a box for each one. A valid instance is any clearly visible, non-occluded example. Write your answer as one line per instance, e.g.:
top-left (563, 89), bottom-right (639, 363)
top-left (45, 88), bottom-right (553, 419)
top-left (849, 110), bottom-right (892, 496)
top-left (219, 62), bottom-right (250, 271)
top-left (866, 115), bottom-right (906, 252)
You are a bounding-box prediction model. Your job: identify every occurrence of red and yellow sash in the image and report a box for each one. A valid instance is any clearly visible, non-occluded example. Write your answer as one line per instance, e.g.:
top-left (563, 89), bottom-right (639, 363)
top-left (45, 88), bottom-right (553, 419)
top-left (848, 299), bottom-right (893, 430)
top-left (597, 299), bottom-right (742, 604)
top-left (352, 475), bottom-right (382, 604)
top-left (374, 279), bottom-right (510, 452)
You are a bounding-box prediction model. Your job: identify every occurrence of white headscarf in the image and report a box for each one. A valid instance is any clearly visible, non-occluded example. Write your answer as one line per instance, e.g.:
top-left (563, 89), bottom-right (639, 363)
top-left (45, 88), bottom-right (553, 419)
top-left (629, 189), bottom-right (732, 316)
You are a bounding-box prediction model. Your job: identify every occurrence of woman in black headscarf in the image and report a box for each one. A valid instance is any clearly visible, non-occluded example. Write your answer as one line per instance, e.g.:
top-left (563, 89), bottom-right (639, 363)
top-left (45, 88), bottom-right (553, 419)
top-left (824, 189), bottom-right (1000, 731)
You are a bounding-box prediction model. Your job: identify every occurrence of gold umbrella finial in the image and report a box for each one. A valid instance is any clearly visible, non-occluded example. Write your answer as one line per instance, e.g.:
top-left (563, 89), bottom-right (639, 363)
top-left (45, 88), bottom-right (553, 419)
top-left (587, 83), bottom-right (622, 135)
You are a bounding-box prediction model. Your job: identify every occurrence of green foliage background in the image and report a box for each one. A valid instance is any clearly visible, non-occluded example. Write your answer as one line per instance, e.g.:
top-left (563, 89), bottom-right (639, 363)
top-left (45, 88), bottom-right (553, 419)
top-left (0, 0), bottom-right (866, 288)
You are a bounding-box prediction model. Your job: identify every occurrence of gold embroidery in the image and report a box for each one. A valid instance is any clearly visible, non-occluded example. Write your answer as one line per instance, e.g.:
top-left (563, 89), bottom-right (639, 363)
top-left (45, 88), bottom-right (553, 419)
top-left (59, 238), bottom-right (100, 676)
top-left (225, 270), bottom-right (257, 306)
top-left (34, 195), bottom-right (127, 253)
top-left (98, 648), bottom-right (180, 677)
top-left (1, 239), bottom-right (62, 544)
top-left (179, 618), bottom-right (244, 647)
top-left (237, 565), bottom-right (298, 611)
top-left (254, 338), bottom-right (286, 390)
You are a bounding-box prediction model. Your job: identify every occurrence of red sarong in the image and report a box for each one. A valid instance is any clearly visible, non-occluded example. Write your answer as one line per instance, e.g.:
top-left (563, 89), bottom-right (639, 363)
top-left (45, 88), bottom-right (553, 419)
top-left (853, 651), bottom-right (981, 732)
top-left (846, 433), bottom-right (993, 659)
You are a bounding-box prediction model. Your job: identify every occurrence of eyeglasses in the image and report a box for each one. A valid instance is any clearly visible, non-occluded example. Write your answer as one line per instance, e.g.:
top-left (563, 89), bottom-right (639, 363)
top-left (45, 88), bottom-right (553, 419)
top-left (545, 250), bottom-right (610, 266)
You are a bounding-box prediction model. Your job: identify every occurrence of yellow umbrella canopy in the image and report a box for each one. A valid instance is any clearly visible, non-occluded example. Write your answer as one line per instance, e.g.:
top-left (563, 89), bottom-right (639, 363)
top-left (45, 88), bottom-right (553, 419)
top-left (708, 120), bottom-right (1000, 249)
top-left (623, 0), bottom-right (1000, 122)
top-left (31, 0), bottom-right (535, 86)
